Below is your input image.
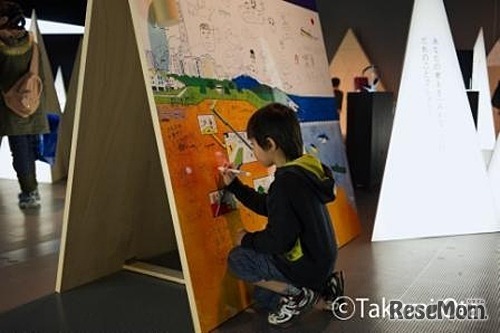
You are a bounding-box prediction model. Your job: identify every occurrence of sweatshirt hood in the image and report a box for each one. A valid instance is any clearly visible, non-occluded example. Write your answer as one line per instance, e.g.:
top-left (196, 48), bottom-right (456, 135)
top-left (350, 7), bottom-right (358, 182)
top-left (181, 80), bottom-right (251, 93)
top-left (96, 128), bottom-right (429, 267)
top-left (280, 154), bottom-right (336, 203)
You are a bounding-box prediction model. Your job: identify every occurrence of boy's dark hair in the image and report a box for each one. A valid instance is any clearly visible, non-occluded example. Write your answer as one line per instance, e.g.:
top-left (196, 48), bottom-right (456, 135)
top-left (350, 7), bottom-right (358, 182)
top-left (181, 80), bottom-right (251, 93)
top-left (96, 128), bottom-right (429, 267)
top-left (0, 1), bottom-right (25, 30)
top-left (247, 103), bottom-right (303, 161)
top-left (331, 77), bottom-right (340, 88)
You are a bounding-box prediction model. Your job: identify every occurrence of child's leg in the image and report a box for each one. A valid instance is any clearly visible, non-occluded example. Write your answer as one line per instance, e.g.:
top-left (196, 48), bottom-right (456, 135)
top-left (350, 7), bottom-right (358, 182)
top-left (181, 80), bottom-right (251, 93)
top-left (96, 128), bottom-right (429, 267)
top-left (228, 246), bottom-right (291, 309)
top-left (253, 286), bottom-right (281, 311)
top-left (228, 246), bottom-right (318, 325)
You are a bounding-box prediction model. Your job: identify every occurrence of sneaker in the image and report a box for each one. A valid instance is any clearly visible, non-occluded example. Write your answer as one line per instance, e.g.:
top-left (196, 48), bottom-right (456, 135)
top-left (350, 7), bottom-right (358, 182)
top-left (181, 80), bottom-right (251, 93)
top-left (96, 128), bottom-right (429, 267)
top-left (322, 270), bottom-right (345, 311)
top-left (267, 287), bottom-right (318, 326)
top-left (18, 190), bottom-right (41, 209)
top-left (32, 189), bottom-right (40, 201)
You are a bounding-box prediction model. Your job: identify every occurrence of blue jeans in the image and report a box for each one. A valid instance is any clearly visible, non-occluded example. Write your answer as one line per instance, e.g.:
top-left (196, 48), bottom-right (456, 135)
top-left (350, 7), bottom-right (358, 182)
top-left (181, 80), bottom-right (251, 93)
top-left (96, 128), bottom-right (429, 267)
top-left (228, 246), bottom-right (290, 311)
top-left (7, 135), bottom-right (39, 193)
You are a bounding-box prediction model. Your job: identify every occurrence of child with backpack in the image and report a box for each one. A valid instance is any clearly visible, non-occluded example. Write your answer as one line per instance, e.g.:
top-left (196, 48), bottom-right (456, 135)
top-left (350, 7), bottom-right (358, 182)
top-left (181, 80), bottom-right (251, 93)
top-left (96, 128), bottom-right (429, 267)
top-left (0, 0), bottom-right (47, 209)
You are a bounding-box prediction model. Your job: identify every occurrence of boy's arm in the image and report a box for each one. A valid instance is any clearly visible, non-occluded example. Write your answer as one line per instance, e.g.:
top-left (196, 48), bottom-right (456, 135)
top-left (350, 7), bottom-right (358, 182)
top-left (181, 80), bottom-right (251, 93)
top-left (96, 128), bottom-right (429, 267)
top-left (240, 174), bottom-right (302, 254)
top-left (226, 178), bottom-right (268, 216)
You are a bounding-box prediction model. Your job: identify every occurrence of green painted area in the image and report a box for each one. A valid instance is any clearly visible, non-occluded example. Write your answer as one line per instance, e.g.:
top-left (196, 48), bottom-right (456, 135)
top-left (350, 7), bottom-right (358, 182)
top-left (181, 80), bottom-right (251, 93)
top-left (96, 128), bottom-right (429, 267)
top-left (152, 74), bottom-right (271, 109)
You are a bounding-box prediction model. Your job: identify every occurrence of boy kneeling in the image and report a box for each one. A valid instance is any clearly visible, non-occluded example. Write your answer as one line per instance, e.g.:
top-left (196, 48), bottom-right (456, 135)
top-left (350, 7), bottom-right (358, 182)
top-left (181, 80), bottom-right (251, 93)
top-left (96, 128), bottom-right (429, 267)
top-left (220, 103), bottom-right (344, 326)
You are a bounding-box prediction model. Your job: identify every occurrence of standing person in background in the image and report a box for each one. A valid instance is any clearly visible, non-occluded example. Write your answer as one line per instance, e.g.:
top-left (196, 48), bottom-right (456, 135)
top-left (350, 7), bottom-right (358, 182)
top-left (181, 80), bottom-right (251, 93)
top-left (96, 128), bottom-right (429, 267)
top-left (331, 77), bottom-right (344, 115)
top-left (0, 0), bottom-right (47, 209)
top-left (220, 103), bottom-right (344, 327)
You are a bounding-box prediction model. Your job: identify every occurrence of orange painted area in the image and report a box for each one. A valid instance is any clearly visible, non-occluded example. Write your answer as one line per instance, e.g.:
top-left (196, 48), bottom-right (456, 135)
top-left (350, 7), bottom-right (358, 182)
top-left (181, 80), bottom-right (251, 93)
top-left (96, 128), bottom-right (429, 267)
top-left (158, 99), bottom-right (267, 332)
top-left (157, 99), bottom-right (360, 332)
top-left (329, 187), bottom-right (362, 247)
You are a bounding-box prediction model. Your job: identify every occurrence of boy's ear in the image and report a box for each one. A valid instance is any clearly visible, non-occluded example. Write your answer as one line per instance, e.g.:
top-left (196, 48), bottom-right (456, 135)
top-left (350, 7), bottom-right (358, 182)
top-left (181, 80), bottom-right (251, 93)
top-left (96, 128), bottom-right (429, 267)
top-left (266, 137), bottom-right (277, 151)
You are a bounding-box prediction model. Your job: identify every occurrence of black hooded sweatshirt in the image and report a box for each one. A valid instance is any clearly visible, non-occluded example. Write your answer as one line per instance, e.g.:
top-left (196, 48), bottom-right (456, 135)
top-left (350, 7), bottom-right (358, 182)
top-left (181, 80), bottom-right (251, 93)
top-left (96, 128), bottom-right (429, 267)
top-left (227, 154), bottom-right (337, 291)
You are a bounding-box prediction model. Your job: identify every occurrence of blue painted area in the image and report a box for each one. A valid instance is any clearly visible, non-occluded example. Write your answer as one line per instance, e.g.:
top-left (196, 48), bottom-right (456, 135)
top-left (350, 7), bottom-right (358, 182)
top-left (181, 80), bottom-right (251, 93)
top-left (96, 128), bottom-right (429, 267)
top-left (232, 75), bottom-right (261, 90)
top-left (301, 121), bottom-right (355, 205)
top-left (282, 0), bottom-right (317, 11)
top-left (230, 75), bottom-right (338, 122)
top-left (289, 95), bottom-right (338, 122)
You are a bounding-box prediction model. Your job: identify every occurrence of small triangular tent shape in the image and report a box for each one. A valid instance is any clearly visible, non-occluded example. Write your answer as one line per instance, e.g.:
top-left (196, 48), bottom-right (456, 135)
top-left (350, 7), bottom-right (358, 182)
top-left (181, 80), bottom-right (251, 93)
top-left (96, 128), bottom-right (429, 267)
top-left (329, 29), bottom-right (386, 135)
top-left (329, 29), bottom-right (386, 94)
top-left (372, 0), bottom-right (498, 241)
top-left (472, 29), bottom-right (496, 164)
top-left (487, 39), bottom-right (500, 67)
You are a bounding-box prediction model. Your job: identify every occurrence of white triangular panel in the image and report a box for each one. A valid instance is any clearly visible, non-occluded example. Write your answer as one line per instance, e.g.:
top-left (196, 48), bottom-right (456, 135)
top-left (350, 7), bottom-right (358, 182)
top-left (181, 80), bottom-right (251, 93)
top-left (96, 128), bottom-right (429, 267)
top-left (472, 29), bottom-right (496, 165)
top-left (55, 66), bottom-right (67, 112)
top-left (372, 0), bottom-right (498, 241)
top-left (488, 134), bottom-right (500, 222)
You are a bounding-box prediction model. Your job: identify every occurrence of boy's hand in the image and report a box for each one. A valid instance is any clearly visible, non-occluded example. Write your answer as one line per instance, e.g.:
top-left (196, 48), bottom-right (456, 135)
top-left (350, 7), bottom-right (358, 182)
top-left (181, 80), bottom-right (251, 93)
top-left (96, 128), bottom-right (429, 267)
top-left (219, 163), bottom-right (237, 186)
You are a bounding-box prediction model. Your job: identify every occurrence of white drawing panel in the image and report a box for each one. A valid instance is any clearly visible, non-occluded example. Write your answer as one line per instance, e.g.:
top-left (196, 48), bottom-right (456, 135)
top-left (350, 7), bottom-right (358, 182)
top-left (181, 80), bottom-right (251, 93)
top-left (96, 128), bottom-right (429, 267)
top-left (472, 29), bottom-right (496, 163)
top-left (373, 0), bottom-right (498, 242)
top-left (159, 0), bottom-right (333, 96)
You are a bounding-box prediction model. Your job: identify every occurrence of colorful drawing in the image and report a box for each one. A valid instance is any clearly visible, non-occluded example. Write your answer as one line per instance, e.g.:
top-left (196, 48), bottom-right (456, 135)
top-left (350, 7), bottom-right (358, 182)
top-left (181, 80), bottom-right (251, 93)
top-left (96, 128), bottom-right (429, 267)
top-left (301, 121), bottom-right (355, 205)
top-left (209, 189), bottom-right (237, 217)
top-left (224, 132), bottom-right (256, 165)
top-left (253, 175), bottom-right (274, 193)
top-left (197, 114), bottom-right (218, 134)
top-left (129, 0), bottom-right (360, 331)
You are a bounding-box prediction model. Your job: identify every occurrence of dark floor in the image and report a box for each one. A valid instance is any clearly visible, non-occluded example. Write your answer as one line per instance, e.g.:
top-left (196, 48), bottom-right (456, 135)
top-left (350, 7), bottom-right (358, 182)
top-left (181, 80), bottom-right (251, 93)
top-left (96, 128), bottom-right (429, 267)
top-left (0, 179), bottom-right (499, 332)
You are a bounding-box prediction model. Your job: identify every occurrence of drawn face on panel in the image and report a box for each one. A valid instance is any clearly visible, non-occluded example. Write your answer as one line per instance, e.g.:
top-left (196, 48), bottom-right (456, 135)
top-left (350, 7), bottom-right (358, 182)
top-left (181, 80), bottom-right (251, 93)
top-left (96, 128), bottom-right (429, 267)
top-left (242, 0), bottom-right (258, 10)
top-left (198, 115), bottom-right (218, 135)
top-left (240, 0), bottom-right (265, 24)
top-left (200, 22), bottom-right (215, 51)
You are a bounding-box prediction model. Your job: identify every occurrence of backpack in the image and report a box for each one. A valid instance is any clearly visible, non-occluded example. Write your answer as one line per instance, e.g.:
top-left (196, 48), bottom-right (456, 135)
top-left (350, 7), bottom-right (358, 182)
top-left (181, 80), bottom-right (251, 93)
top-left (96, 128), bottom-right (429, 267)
top-left (2, 41), bottom-right (43, 118)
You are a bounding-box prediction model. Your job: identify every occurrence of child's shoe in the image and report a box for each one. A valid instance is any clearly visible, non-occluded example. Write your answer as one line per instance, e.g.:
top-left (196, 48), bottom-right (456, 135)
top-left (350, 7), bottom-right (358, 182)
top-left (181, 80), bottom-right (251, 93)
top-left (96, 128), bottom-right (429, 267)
top-left (321, 270), bottom-right (345, 311)
top-left (18, 190), bottom-right (41, 209)
top-left (267, 287), bottom-right (318, 326)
